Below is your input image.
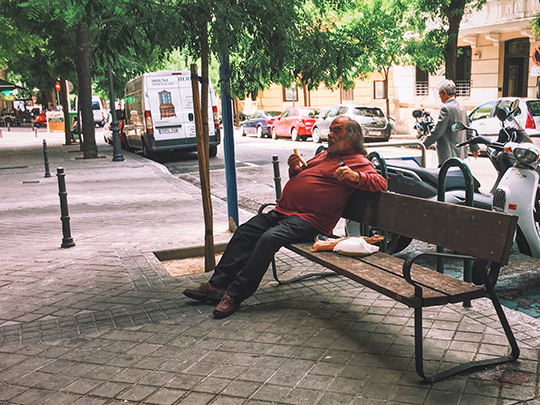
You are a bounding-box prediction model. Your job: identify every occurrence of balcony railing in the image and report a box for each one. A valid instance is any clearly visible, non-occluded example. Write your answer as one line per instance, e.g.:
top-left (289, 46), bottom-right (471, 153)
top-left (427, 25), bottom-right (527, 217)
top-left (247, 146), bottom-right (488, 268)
top-left (415, 80), bottom-right (472, 97)
top-left (415, 82), bottom-right (429, 97)
top-left (456, 80), bottom-right (471, 97)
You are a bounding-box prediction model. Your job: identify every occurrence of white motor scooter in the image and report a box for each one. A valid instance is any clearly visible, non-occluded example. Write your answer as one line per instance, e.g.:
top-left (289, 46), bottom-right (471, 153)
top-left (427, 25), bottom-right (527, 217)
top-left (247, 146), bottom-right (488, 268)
top-left (453, 100), bottom-right (540, 257)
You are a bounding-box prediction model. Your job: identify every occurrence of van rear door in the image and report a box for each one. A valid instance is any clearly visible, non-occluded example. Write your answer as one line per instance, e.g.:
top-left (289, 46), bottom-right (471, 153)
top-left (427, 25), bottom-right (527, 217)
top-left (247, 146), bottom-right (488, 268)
top-left (145, 74), bottom-right (189, 141)
top-left (175, 74), bottom-right (217, 138)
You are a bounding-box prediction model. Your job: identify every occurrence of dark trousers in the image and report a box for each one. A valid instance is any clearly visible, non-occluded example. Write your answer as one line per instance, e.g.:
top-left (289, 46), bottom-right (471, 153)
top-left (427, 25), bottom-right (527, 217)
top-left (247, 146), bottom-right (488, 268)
top-left (209, 210), bottom-right (319, 302)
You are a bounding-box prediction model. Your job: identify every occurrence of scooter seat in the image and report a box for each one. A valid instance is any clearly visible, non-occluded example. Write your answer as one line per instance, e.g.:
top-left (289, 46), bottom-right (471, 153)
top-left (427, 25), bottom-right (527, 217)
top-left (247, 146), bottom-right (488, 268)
top-left (385, 159), bottom-right (481, 191)
top-left (442, 190), bottom-right (493, 210)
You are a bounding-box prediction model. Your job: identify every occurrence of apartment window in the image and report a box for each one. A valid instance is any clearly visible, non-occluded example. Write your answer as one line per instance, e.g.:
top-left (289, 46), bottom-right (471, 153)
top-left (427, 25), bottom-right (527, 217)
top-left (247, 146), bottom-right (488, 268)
top-left (456, 46), bottom-right (472, 96)
top-left (283, 86), bottom-right (298, 102)
top-left (415, 67), bottom-right (429, 96)
top-left (374, 81), bottom-right (386, 99)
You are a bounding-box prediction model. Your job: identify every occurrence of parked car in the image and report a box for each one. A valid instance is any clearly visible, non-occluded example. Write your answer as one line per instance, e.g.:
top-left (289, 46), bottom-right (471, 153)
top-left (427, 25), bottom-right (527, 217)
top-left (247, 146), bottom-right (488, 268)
top-left (311, 104), bottom-right (391, 143)
top-left (271, 107), bottom-right (320, 141)
top-left (103, 110), bottom-right (127, 148)
top-left (240, 110), bottom-right (281, 138)
top-left (468, 98), bottom-right (540, 138)
top-left (468, 98), bottom-right (540, 153)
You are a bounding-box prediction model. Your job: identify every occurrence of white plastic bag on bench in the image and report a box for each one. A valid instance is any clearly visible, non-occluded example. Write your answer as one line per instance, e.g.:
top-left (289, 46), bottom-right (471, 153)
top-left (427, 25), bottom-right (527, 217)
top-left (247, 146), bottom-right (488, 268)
top-left (333, 237), bottom-right (379, 256)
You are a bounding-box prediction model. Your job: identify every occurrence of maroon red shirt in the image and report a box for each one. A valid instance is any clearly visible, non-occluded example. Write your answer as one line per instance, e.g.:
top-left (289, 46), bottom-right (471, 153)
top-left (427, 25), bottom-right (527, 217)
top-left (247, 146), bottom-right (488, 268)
top-left (275, 150), bottom-right (387, 235)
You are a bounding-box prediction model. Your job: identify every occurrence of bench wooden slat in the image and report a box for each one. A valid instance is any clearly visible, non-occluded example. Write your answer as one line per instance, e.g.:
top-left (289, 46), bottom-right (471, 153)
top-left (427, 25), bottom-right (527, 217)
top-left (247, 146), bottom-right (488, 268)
top-left (359, 253), bottom-right (486, 305)
top-left (342, 191), bottom-right (518, 265)
top-left (288, 243), bottom-right (486, 308)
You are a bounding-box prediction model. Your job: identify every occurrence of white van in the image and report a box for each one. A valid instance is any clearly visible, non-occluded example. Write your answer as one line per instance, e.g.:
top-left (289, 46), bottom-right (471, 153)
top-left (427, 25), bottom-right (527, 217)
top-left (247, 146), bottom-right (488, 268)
top-left (123, 70), bottom-right (221, 157)
top-left (73, 95), bottom-right (108, 127)
top-left (91, 95), bottom-right (107, 127)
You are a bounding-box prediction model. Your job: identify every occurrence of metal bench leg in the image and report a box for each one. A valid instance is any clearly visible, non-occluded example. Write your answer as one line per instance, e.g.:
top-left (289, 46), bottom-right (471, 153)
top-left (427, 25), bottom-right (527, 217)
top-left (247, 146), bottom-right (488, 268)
top-left (271, 256), bottom-right (337, 285)
top-left (414, 287), bottom-right (520, 382)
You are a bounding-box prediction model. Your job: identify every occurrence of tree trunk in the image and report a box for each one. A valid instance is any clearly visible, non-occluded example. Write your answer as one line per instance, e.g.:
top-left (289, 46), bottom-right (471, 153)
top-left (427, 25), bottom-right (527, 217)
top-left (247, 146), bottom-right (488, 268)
top-left (60, 77), bottom-right (72, 145)
top-left (199, 25), bottom-right (215, 271)
top-left (443, 0), bottom-right (466, 82)
top-left (75, 24), bottom-right (97, 159)
top-left (191, 63), bottom-right (215, 272)
top-left (234, 98), bottom-right (240, 127)
top-left (51, 91), bottom-right (57, 109)
top-left (382, 67), bottom-right (390, 119)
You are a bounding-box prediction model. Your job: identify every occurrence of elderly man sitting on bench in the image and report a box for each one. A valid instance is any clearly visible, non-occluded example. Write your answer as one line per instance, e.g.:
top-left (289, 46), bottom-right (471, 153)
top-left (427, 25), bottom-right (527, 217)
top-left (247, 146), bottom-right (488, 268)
top-left (183, 116), bottom-right (387, 318)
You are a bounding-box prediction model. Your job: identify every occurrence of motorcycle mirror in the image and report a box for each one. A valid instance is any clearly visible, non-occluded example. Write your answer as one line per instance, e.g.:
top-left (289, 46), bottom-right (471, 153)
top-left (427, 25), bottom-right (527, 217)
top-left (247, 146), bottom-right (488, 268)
top-left (509, 99), bottom-right (520, 114)
top-left (451, 122), bottom-right (466, 131)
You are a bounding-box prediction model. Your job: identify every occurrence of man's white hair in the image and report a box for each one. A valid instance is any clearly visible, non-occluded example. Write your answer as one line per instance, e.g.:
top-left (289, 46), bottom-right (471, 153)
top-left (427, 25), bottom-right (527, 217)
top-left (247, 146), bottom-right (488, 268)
top-left (435, 79), bottom-right (456, 96)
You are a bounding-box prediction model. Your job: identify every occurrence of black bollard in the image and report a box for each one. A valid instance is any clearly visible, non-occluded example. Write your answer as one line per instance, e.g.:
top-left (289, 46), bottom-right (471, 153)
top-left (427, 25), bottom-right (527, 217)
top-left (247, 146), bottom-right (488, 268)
top-left (272, 155), bottom-right (282, 202)
top-left (56, 168), bottom-right (75, 248)
top-left (43, 139), bottom-right (51, 178)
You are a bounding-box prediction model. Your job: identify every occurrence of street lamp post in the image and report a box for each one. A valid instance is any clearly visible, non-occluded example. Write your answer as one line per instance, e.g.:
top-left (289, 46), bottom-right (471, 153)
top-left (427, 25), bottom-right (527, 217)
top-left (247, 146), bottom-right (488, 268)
top-left (107, 62), bottom-right (124, 162)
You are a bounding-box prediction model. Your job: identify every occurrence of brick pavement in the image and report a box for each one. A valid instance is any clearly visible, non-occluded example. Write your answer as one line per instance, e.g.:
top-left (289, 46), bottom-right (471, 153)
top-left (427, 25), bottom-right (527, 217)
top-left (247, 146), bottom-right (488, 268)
top-left (1, 128), bottom-right (540, 404)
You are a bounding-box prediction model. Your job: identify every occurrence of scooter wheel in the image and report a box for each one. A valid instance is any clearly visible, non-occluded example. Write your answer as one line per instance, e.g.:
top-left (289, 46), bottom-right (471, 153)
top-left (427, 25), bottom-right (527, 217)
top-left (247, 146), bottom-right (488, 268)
top-left (385, 234), bottom-right (412, 254)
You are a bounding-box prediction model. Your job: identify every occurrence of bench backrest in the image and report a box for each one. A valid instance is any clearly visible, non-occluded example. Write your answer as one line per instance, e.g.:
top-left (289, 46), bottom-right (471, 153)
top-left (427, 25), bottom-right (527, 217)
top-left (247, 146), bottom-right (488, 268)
top-left (343, 191), bottom-right (518, 265)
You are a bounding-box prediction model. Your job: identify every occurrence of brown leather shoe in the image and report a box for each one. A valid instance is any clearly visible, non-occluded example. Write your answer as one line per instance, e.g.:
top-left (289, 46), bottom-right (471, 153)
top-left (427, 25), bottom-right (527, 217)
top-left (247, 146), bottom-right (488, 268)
top-left (183, 282), bottom-right (225, 304)
top-left (213, 293), bottom-right (239, 319)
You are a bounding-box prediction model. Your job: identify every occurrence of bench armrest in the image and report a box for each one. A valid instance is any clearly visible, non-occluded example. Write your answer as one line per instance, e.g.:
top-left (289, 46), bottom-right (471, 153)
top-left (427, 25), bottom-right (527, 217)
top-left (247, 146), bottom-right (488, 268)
top-left (258, 203), bottom-right (276, 215)
top-left (402, 251), bottom-right (476, 298)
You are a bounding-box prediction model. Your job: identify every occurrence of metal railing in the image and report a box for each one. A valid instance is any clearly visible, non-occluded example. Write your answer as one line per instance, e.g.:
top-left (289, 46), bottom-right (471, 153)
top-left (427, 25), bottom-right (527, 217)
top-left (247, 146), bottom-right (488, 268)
top-left (366, 140), bottom-right (428, 167)
top-left (456, 80), bottom-right (472, 97)
top-left (415, 82), bottom-right (429, 97)
top-left (416, 80), bottom-right (472, 97)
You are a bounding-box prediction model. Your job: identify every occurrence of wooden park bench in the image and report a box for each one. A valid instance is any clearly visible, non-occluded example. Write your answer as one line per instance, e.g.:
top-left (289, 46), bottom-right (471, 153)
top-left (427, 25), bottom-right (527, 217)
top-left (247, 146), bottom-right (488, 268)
top-left (265, 190), bottom-right (520, 382)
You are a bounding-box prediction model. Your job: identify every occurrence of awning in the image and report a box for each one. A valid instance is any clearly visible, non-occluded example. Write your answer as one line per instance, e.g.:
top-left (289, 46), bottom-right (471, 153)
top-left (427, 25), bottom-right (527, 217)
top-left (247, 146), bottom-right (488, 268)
top-left (0, 78), bottom-right (27, 91)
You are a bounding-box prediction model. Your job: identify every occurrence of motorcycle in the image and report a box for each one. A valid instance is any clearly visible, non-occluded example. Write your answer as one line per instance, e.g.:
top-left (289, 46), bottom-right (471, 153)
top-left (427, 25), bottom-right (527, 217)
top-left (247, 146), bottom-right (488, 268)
top-left (351, 99), bottom-right (540, 259)
top-left (412, 109), bottom-right (434, 141)
top-left (33, 111), bottom-right (47, 129)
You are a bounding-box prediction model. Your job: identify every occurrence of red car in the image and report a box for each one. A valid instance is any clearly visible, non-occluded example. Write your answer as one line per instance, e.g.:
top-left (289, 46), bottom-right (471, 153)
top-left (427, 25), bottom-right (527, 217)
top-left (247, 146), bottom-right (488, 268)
top-left (271, 107), bottom-right (320, 141)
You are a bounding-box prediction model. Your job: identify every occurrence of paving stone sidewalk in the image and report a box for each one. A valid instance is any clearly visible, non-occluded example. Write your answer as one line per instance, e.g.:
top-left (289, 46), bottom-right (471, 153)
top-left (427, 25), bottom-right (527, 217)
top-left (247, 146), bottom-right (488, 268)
top-left (1, 128), bottom-right (540, 404)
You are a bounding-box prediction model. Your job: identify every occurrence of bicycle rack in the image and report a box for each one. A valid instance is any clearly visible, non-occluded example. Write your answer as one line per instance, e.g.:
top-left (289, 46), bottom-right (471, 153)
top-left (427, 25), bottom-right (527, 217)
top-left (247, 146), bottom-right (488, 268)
top-left (353, 151), bottom-right (389, 252)
top-left (437, 158), bottom-right (475, 306)
top-left (366, 140), bottom-right (428, 167)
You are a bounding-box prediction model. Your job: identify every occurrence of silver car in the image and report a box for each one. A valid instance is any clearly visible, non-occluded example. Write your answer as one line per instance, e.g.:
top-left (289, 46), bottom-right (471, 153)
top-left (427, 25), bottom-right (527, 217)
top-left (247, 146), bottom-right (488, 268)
top-left (311, 104), bottom-right (391, 143)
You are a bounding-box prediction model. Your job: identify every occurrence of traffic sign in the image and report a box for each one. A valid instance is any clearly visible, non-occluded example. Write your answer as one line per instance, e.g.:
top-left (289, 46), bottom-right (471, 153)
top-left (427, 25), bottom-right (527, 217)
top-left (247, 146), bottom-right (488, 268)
top-left (55, 81), bottom-right (61, 91)
top-left (532, 45), bottom-right (540, 66)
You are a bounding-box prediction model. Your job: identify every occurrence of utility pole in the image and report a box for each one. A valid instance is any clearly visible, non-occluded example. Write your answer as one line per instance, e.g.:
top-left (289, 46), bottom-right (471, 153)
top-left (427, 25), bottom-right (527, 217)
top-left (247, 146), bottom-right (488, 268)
top-left (220, 51), bottom-right (239, 231)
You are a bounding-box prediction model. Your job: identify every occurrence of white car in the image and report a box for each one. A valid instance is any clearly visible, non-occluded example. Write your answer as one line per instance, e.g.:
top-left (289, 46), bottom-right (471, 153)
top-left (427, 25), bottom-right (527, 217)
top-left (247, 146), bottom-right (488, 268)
top-left (468, 98), bottom-right (540, 139)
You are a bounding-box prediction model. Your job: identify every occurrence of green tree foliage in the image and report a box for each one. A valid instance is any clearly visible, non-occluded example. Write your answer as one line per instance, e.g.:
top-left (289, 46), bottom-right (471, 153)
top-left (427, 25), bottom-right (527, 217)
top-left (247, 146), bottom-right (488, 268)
top-left (0, 9), bottom-right (57, 103)
top-left (361, 0), bottom-right (415, 116)
top-left (0, 0), bottom-right (183, 157)
top-left (207, 0), bottom-right (300, 100)
top-left (533, 14), bottom-right (540, 36)
top-left (1, 0), bottom-right (469, 139)
top-left (409, 0), bottom-right (486, 80)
